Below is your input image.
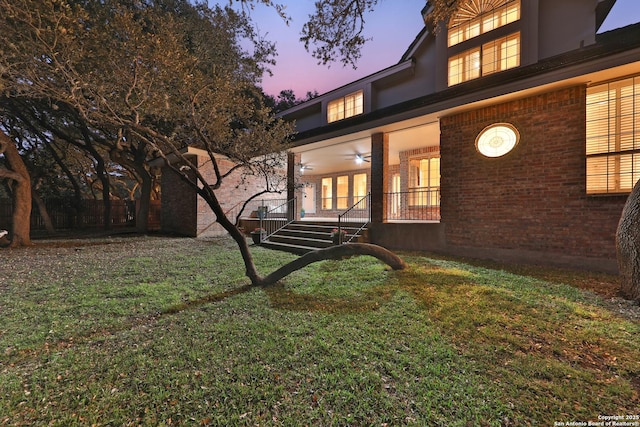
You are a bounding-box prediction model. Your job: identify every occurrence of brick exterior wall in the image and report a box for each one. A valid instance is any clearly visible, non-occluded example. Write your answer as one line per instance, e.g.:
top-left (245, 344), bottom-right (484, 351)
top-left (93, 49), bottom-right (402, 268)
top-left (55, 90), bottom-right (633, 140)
top-left (161, 154), bottom-right (287, 237)
top-left (439, 85), bottom-right (628, 263)
top-left (161, 160), bottom-right (198, 236)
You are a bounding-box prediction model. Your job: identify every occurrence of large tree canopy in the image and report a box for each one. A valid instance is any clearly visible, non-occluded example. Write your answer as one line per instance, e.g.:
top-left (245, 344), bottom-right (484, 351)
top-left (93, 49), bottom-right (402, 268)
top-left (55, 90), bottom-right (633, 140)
top-left (4, 0), bottom-right (637, 300)
top-left (0, 0), bottom-right (405, 283)
top-left (225, 0), bottom-right (462, 67)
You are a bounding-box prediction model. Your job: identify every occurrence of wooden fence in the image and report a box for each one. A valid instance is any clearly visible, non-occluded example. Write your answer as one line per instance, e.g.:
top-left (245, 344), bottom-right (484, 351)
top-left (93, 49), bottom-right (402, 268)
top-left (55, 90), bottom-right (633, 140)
top-left (0, 199), bottom-right (160, 231)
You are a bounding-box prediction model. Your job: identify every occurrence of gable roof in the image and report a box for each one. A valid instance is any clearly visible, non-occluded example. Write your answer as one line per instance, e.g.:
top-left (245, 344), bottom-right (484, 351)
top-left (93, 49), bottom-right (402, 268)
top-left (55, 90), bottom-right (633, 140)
top-left (289, 21), bottom-right (640, 145)
top-left (399, 27), bottom-right (430, 63)
top-left (596, 0), bottom-right (617, 30)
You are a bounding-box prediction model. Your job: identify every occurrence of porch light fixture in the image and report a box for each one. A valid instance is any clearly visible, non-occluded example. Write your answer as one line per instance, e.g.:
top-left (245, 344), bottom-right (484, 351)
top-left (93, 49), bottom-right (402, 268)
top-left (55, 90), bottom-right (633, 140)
top-left (475, 123), bottom-right (520, 158)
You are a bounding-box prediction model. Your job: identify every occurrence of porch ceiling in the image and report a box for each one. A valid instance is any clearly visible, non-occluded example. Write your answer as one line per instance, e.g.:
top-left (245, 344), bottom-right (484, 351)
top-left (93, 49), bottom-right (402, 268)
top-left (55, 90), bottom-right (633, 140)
top-left (295, 120), bottom-right (440, 175)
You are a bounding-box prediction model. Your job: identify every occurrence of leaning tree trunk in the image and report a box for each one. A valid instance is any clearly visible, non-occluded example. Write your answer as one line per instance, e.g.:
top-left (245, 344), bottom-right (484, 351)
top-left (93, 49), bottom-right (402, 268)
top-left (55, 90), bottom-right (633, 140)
top-left (156, 137), bottom-right (407, 289)
top-left (181, 169), bottom-right (407, 287)
top-left (261, 243), bottom-right (406, 285)
top-left (0, 131), bottom-right (32, 247)
top-left (616, 179), bottom-right (640, 302)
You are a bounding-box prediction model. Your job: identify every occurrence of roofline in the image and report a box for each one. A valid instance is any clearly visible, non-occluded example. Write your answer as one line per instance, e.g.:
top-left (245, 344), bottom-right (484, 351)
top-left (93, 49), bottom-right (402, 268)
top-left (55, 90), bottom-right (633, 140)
top-left (276, 58), bottom-right (416, 118)
top-left (399, 26), bottom-right (430, 62)
top-left (289, 22), bottom-right (640, 146)
top-left (596, 0), bottom-right (617, 31)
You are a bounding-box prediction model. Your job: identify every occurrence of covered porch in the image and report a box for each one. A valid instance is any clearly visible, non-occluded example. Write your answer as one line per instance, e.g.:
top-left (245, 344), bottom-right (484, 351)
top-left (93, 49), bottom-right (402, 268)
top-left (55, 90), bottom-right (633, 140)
top-left (237, 114), bottom-right (445, 254)
top-left (290, 115), bottom-right (442, 225)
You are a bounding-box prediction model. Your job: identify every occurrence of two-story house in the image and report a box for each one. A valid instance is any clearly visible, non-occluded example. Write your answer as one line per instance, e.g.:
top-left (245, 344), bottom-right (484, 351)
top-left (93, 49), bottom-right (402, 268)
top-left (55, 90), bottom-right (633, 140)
top-left (276, 0), bottom-right (640, 272)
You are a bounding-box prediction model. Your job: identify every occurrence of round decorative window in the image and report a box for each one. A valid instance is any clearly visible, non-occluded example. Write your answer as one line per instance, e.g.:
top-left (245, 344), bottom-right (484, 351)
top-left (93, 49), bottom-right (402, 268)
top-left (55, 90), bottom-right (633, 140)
top-left (475, 123), bottom-right (520, 158)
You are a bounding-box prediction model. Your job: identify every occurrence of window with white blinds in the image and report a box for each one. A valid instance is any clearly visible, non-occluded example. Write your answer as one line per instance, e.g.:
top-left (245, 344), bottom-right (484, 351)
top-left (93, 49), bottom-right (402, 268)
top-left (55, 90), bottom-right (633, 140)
top-left (353, 173), bottom-right (368, 209)
top-left (327, 90), bottom-right (364, 123)
top-left (321, 177), bottom-right (333, 209)
top-left (586, 76), bottom-right (640, 194)
top-left (337, 175), bottom-right (349, 209)
top-left (408, 157), bottom-right (440, 206)
top-left (448, 33), bottom-right (520, 85)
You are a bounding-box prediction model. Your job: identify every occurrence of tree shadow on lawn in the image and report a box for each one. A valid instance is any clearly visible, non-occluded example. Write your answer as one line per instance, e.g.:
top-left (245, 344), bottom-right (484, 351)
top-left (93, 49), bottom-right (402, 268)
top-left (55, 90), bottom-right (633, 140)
top-left (263, 260), bottom-right (639, 412)
top-left (148, 251), bottom-right (638, 420)
top-left (156, 246), bottom-right (639, 403)
top-left (162, 284), bottom-right (254, 315)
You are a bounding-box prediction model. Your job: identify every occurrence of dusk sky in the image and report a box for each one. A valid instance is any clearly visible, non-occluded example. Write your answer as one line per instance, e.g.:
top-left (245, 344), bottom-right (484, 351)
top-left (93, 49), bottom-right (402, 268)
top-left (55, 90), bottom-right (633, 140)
top-left (213, 0), bottom-right (640, 97)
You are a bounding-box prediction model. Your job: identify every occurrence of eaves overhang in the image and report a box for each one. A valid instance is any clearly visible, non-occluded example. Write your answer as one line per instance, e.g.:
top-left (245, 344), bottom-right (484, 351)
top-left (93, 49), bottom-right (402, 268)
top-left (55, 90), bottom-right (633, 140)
top-left (276, 58), bottom-right (416, 118)
top-left (290, 22), bottom-right (640, 147)
top-left (400, 26), bottom-right (430, 62)
top-left (596, 0), bottom-right (617, 31)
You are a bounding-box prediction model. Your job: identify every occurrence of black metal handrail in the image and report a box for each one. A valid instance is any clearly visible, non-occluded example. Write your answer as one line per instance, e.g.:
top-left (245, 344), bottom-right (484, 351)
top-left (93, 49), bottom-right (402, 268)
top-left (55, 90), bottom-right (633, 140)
top-left (337, 193), bottom-right (371, 244)
top-left (384, 189), bottom-right (440, 221)
top-left (259, 197), bottom-right (297, 242)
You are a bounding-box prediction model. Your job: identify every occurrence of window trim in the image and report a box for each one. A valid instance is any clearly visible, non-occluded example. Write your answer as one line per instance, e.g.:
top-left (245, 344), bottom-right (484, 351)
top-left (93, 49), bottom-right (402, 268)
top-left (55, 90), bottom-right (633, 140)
top-left (321, 177), bottom-right (333, 210)
top-left (448, 31), bottom-right (520, 86)
top-left (586, 75), bottom-right (640, 195)
top-left (448, 0), bottom-right (521, 47)
top-left (327, 90), bottom-right (364, 123)
top-left (408, 155), bottom-right (441, 207)
top-left (475, 122), bottom-right (520, 158)
top-left (336, 175), bottom-right (349, 210)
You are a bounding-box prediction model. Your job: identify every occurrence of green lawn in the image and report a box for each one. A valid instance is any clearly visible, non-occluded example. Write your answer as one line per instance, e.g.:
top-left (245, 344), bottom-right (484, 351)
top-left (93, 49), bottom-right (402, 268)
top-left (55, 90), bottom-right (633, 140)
top-left (0, 236), bottom-right (638, 426)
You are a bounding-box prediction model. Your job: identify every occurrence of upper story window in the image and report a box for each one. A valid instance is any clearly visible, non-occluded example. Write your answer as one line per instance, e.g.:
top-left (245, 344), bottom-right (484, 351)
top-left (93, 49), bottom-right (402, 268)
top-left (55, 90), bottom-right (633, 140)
top-left (327, 90), bottom-right (363, 123)
top-left (448, 0), bottom-right (520, 47)
top-left (586, 76), bottom-right (640, 194)
top-left (449, 32), bottom-right (520, 85)
top-left (447, 0), bottom-right (521, 86)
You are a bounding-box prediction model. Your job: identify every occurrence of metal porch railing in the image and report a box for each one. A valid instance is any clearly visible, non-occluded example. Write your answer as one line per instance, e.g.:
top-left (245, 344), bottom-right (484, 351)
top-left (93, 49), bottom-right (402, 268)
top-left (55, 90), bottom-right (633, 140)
top-left (259, 197), bottom-right (297, 242)
top-left (385, 189), bottom-right (440, 221)
top-left (337, 193), bottom-right (371, 244)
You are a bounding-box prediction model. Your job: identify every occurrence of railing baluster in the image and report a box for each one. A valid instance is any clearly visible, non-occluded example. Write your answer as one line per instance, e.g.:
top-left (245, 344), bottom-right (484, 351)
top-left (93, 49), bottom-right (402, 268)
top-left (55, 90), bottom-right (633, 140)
top-left (337, 192), bottom-right (371, 243)
top-left (383, 189), bottom-right (441, 221)
top-left (262, 197), bottom-right (297, 242)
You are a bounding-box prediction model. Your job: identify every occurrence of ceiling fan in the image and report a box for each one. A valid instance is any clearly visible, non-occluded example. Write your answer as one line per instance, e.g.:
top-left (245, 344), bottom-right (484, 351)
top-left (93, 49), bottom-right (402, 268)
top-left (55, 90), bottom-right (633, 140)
top-left (298, 163), bottom-right (313, 173)
top-left (354, 153), bottom-right (370, 164)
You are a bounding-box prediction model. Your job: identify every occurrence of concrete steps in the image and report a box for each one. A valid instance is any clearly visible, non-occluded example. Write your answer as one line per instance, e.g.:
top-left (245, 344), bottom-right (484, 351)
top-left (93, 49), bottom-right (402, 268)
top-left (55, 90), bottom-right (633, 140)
top-left (260, 221), bottom-right (368, 254)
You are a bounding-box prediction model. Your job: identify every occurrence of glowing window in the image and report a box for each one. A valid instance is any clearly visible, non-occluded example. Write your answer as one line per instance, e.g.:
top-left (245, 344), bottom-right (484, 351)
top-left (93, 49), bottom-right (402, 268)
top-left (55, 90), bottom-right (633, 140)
top-left (476, 123), bottom-right (520, 157)
top-left (336, 175), bottom-right (349, 209)
top-left (448, 0), bottom-right (520, 47)
top-left (327, 90), bottom-right (364, 123)
top-left (353, 173), bottom-right (368, 209)
top-left (409, 157), bottom-right (440, 206)
top-left (321, 177), bottom-right (333, 209)
top-left (482, 33), bottom-right (520, 76)
top-left (448, 48), bottom-right (481, 86)
top-left (446, 0), bottom-right (521, 86)
top-left (586, 76), bottom-right (640, 194)
top-left (448, 32), bottom-right (520, 86)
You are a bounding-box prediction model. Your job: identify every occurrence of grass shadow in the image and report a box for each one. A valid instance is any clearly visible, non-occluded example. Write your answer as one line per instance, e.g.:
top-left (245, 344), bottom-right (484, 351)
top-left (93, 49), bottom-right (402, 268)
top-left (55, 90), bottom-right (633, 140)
top-left (263, 281), bottom-right (396, 314)
top-left (162, 284), bottom-right (254, 315)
